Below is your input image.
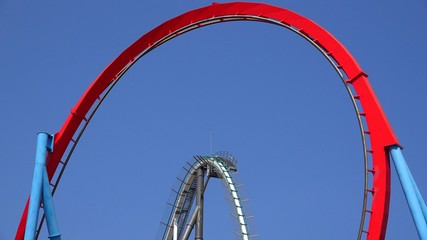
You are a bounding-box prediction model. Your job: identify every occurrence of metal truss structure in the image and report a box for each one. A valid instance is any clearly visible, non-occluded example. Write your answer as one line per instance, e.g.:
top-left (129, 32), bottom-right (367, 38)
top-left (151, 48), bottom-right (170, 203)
top-left (159, 154), bottom-right (252, 240)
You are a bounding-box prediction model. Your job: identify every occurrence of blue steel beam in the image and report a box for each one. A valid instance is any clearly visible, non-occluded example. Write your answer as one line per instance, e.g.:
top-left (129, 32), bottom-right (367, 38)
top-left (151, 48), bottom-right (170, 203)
top-left (42, 168), bottom-right (61, 239)
top-left (25, 133), bottom-right (53, 240)
top-left (389, 145), bottom-right (427, 239)
top-left (408, 163), bottom-right (427, 224)
top-left (25, 133), bottom-right (61, 240)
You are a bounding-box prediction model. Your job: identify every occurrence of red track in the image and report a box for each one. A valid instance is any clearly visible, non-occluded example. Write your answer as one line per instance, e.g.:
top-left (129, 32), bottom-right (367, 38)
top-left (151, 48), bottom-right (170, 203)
top-left (16, 2), bottom-right (399, 239)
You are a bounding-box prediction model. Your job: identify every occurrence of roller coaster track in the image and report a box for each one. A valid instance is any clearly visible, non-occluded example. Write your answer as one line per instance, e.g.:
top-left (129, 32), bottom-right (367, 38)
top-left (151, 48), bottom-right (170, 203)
top-left (160, 155), bottom-right (251, 240)
top-left (18, 2), bottom-right (427, 240)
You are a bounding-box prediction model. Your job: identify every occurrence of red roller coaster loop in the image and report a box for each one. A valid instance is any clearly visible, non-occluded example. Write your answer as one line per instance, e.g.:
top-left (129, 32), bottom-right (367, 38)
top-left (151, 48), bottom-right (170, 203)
top-left (16, 2), bottom-right (399, 239)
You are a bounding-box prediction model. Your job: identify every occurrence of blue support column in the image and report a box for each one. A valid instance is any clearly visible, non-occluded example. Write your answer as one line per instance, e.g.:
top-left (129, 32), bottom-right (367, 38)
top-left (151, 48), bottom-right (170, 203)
top-left (389, 145), bottom-right (427, 239)
top-left (25, 133), bottom-right (53, 240)
top-left (25, 133), bottom-right (61, 240)
top-left (409, 165), bottom-right (427, 224)
top-left (42, 169), bottom-right (61, 240)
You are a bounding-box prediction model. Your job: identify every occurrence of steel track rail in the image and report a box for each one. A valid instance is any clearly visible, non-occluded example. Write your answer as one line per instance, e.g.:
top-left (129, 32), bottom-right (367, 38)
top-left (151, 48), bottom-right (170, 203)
top-left (161, 156), bottom-right (251, 240)
top-left (17, 3), bottom-right (399, 239)
top-left (34, 16), bottom-right (372, 238)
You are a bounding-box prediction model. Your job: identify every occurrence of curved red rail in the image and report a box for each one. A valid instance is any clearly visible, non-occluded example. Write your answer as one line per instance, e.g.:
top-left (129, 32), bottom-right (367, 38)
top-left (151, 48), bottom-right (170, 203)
top-left (16, 2), bottom-right (399, 239)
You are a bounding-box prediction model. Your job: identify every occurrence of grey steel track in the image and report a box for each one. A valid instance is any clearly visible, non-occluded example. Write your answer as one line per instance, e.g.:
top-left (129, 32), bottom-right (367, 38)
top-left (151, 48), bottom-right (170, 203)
top-left (160, 155), bottom-right (251, 240)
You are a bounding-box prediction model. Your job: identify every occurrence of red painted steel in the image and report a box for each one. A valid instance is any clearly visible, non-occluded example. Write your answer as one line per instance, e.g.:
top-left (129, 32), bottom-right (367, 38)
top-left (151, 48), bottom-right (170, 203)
top-left (16, 2), bottom-right (399, 239)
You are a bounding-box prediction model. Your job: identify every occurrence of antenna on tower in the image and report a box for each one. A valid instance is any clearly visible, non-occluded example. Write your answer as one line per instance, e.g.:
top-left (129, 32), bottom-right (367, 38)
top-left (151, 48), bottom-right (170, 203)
top-left (209, 129), bottom-right (213, 156)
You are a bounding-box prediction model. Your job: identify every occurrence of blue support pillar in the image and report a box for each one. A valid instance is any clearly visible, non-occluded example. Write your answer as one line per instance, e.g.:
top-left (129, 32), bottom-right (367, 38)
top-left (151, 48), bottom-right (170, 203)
top-left (409, 165), bottom-right (427, 224)
top-left (389, 145), bottom-right (427, 239)
top-left (42, 169), bottom-right (61, 240)
top-left (25, 133), bottom-right (52, 240)
top-left (25, 133), bottom-right (61, 240)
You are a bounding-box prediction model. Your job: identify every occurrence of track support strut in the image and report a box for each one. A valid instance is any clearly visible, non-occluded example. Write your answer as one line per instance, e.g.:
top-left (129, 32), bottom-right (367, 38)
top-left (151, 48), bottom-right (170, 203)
top-left (389, 145), bottom-right (427, 239)
top-left (25, 133), bottom-right (61, 240)
top-left (196, 167), bottom-right (205, 240)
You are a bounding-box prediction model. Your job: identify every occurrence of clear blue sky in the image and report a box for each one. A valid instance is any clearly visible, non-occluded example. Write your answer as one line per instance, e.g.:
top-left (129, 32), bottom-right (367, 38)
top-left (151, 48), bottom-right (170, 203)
top-left (1, 0), bottom-right (426, 239)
